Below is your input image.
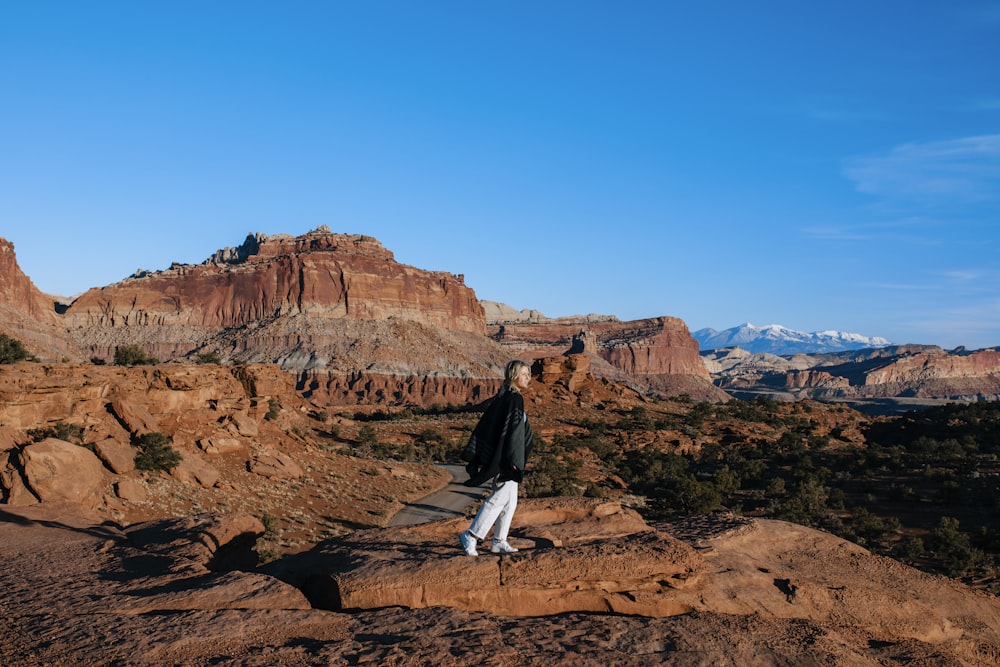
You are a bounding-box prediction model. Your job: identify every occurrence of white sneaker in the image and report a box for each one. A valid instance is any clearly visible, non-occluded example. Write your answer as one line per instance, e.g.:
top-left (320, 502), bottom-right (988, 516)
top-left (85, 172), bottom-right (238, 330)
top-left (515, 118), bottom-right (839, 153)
top-left (460, 531), bottom-right (478, 556)
top-left (490, 540), bottom-right (518, 554)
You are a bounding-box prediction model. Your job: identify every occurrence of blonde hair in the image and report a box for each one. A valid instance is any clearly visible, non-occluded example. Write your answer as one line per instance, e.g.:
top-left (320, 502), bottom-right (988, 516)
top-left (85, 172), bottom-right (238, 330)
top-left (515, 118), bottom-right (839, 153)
top-left (502, 359), bottom-right (530, 393)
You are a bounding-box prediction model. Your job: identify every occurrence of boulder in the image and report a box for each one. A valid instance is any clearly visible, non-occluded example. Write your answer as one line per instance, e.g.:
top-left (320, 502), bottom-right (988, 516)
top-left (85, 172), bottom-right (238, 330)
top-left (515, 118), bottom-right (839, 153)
top-left (19, 437), bottom-right (106, 506)
top-left (93, 436), bottom-right (136, 473)
top-left (197, 433), bottom-right (245, 455)
top-left (228, 412), bottom-right (258, 437)
top-left (170, 452), bottom-right (220, 488)
top-left (249, 449), bottom-right (304, 479)
top-left (115, 478), bottom-right (147, 503)
top-left (109, 396), bottom-right (160, 436)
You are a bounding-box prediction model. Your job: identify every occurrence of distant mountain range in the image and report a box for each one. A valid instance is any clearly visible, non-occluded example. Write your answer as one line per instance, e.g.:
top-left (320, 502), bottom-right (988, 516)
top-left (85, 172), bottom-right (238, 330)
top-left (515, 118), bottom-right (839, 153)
top-left (693, 323), bottom-right (892, 355)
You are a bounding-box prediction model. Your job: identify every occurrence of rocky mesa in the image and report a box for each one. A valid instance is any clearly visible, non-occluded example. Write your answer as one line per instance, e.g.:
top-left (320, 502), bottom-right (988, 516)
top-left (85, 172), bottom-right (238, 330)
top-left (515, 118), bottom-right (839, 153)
top-left (1, 227), bottom-right (724, 403)
top-left (705, 344), bottom-right (1000, 408)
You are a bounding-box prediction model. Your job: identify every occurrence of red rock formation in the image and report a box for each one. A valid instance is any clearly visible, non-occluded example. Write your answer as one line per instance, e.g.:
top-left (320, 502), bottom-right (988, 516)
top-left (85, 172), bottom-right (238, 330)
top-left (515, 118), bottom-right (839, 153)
top-left (62, 228), bottom-right (490, 367)
top-left (491, 316), bottom-right (728, 401)
top-left (0, 239), bottom-right (57, 323)
top-left (864, 348), bottom-right (1000, 386)
top-left (68, 230), bottom-right (483, 332)
top-left (785, 369), bottom-right (851, 390)
top-left (708, 345), bottom-right (1000, 403)
top-left (0, 237), bottom-right (80, 361)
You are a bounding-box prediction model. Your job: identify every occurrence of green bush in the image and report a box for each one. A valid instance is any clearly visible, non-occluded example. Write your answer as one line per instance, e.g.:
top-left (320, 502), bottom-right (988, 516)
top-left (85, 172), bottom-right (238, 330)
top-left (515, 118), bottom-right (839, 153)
top-left (523, 455), bottom-right (583, 498)
top-left (0, 333), bottom-right (33, 363)
top-left (27, 422), bottom-right (84, 444)
top-left (134, 432), bottom-right (182, 472)
top-left (193, 351), bottom-right (221, 364)
top-left (114, 345), bottom-right (158, 366)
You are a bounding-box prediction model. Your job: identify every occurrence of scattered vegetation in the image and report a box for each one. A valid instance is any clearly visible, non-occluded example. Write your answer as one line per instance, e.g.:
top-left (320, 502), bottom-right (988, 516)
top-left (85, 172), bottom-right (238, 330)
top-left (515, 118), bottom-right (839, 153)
top-left (193, 351), bottom-right (222, 364)
top-left (133, 432), bottom-right (182, 472)
top-left (498, 397), bottom-right (1000, 591)
top-left (264, 398), bottom-right (281, 421)
top-left (114, 344), bottom-right (158, 366)
top-left (26, 421), bottom-right (85, 445)
top-left (0, 333), bottom-right (34, 363)
top-left (255, 512), bottom-right (283, 564)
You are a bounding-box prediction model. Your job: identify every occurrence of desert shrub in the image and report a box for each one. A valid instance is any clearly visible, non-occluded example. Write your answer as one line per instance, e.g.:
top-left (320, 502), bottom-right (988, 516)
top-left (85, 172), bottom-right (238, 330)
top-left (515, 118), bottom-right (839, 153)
top-left (413, 428), bottom-right (459, 462)
top-left (133, 432), bottom-right (182, 472)
top-left (685, 401), bottom-right (714, 429)
top-left (523, 455), bottom-right (583, 498)
top-left (893, 535), bottom-right (926, 563)
top-left (193, 351), bottom-right (221, 364)
top-left (114, 344), bottom-right (158, 366)
top-left (26, 421), bottom-right (85, 444)
top-left (624, 406), bottom-right (654, 430)
top-left (264, 398), bottom-right (281, 421)
top-left (772, 477), bottom-right (830, 527)
top-left (0, 333), bottom-right (33, 363)
top-left (930, 517), bottom-right (984, 577)
top-left (845, 507), bottom-right (901, 548)
top-left (356, 425), bottom-right (377, 448)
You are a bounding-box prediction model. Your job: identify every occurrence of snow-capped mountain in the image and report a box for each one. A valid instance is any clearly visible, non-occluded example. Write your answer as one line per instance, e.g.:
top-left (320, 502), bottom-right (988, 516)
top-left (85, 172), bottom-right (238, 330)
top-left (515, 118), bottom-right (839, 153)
top-left (693, 323), bottom-right (892, 355)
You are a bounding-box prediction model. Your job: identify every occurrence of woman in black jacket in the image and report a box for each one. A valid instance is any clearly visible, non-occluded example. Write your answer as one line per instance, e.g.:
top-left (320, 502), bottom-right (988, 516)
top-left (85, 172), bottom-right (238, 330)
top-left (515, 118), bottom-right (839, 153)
top-left (459, 359), bottom-right (533, 556)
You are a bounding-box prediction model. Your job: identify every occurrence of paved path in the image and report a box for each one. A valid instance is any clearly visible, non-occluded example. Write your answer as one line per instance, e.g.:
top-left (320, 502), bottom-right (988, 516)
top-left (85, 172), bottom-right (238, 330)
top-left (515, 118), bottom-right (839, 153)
top-left (388, 464), bottom-right (486, 526)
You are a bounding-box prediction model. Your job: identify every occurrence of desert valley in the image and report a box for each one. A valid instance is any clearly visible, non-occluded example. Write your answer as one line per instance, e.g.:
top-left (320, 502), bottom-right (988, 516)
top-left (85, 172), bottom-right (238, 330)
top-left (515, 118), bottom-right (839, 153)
top-left (2, 227), bottom-right (1000, 665)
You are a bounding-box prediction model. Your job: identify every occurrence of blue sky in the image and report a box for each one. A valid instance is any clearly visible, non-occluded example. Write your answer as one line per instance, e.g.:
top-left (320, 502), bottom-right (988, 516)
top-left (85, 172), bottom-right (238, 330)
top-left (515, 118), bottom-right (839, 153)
top-left (2, 1), bottom-right (999, 350)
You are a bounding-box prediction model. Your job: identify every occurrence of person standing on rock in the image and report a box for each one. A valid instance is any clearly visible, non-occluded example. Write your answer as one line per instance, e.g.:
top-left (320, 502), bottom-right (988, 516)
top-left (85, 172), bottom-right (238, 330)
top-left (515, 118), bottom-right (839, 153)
top-left (459, 359), bottom-right (533, 556)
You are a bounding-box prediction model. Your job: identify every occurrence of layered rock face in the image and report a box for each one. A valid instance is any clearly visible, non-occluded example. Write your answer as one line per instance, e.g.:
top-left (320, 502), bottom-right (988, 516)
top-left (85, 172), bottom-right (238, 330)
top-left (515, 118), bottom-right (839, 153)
top-left (0, 230), bottom-right (734, 402)
top-left (490, 314), bottom-right (728, 401)
top-left (707, 345), bottom-right (1000, 403)
top-left (0, 239), bottom-right (57, 323)
top-left (0, 238), bottom-right (80, 361)
top-left (61, 227), bottom-right (498, 372)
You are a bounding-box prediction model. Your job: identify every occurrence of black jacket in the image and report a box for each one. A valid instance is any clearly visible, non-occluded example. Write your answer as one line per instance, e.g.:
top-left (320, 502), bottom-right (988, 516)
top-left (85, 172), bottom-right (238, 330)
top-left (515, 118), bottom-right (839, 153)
top-left (461, 388), bottom-right (532, 487)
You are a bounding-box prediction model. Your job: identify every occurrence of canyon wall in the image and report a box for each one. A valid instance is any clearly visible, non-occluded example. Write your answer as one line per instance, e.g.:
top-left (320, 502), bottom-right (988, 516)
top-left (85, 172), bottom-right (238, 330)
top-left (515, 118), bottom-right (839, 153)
top-left (0, 238), bottom-right (80, 361)
top-left (490, 315), bottom-right (728, 401)
top-left (707, 345), bottom-right (1000, 402)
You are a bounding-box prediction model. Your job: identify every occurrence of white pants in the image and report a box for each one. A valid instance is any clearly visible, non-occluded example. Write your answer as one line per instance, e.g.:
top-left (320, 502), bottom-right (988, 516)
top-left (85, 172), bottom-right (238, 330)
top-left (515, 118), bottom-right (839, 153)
top-left (468, 480), bottom-right (518, 543)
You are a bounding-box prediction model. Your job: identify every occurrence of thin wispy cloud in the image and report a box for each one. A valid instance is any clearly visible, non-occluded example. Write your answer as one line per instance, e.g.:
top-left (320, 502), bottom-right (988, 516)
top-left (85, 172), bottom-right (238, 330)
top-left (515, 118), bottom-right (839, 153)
top-left (858, 281), bottom-right (931, 291)
top-left (803, 218), bottom-right (944, 245)
top-left (766, 95), bottom-right (888, 123)
top-left (937, 269), bottom-right (986, 282)
top-left (844, 134), bottom-right (1000, 203)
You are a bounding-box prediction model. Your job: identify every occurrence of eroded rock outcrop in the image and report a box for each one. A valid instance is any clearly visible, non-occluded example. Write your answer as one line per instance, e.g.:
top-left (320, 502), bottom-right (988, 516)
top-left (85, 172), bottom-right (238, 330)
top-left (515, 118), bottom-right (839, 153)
top-left (287, 498), bottom-right (702, 617)
top-left (4, 498), bottom-right (1000, 664)
top-left (262, 497), bottom-right (1000, 665)
top-left (491, 315), bottom-right (729, 401)
top-left (708, 345), bottom-right (1000, 403)
top-left (0, 238), bottom-right (80, 361)
top-left (62, 228), bottom-right (495, 370)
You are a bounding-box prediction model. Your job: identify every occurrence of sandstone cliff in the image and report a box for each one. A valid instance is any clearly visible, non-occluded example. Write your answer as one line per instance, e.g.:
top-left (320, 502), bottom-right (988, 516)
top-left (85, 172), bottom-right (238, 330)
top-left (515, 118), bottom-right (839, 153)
top-left (0, 238), bottom-right (81, 361)
top-left (61, 227), bottom-right (504, 374)
top-left (706, 344), bottom-right (1000, 406)
top-left (0, 230), bottom-right (732, 403)
top-left (490, 314), bottom-right (729, 401)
